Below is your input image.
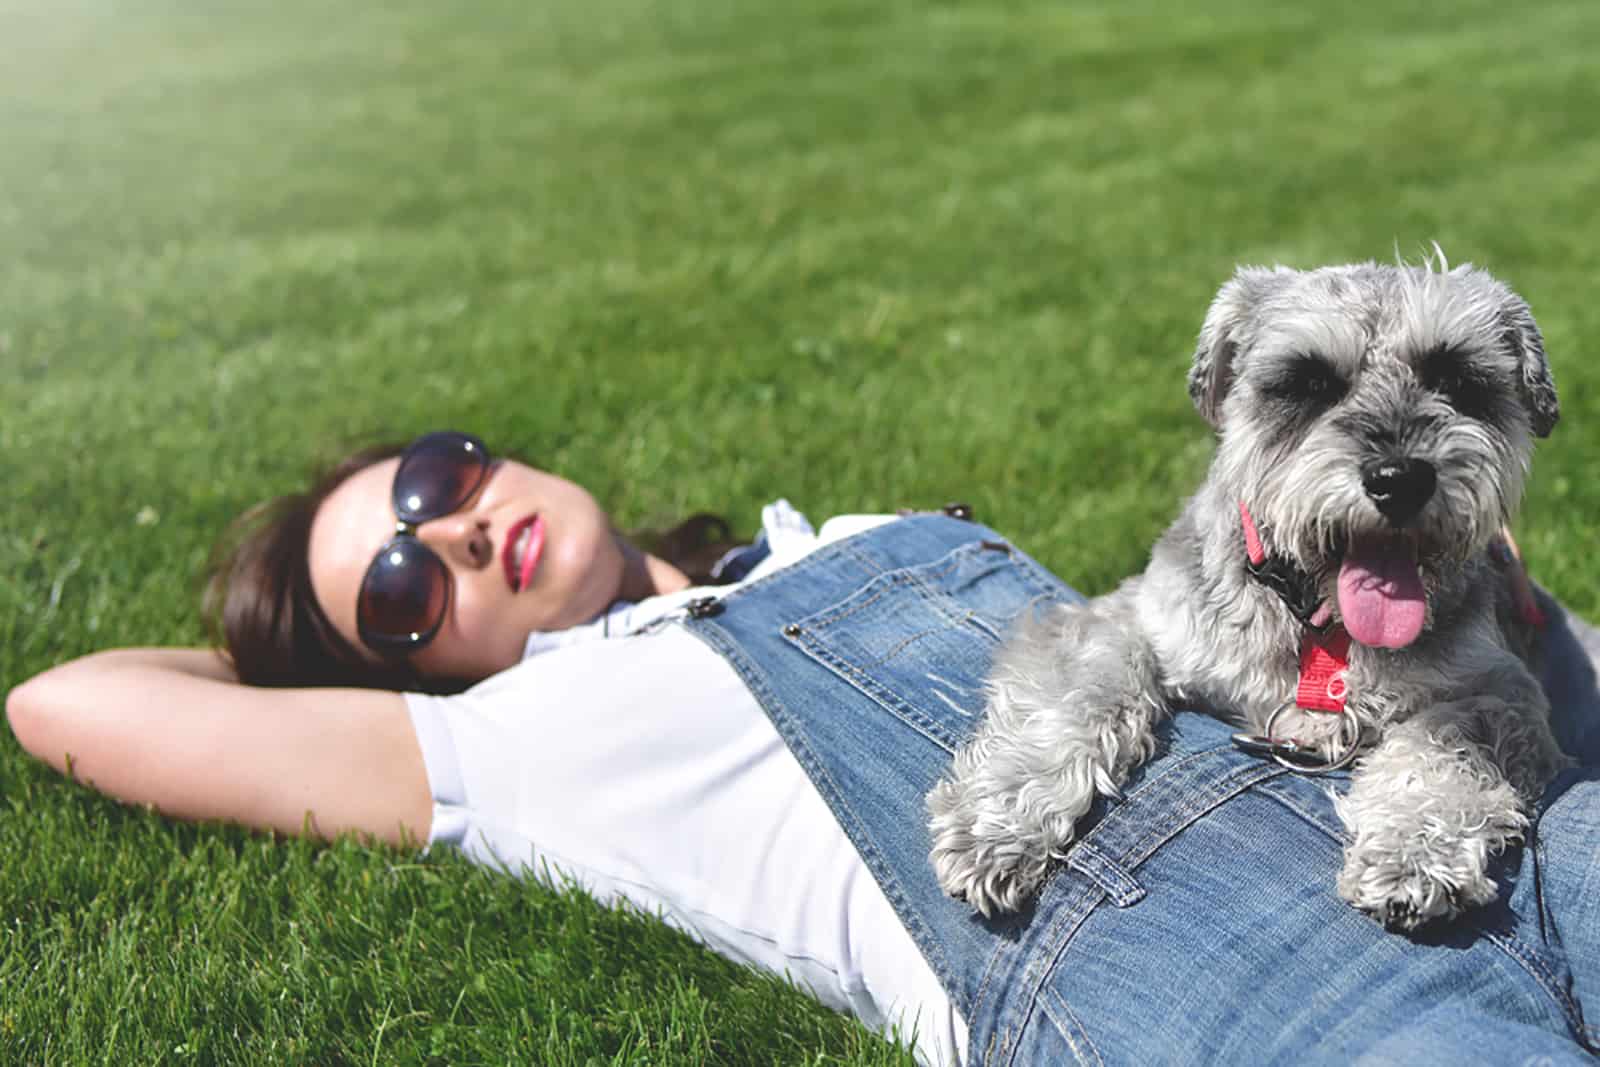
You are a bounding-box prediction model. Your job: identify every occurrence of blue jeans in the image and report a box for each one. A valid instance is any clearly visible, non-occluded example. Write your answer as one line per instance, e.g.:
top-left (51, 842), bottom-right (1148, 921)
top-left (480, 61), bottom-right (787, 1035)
top-left (686, 514), bottom-right (1600, 1065)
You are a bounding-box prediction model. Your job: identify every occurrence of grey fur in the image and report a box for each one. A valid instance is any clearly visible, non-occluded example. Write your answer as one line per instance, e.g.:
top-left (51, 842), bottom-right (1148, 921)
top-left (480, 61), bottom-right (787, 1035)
top-left (927, 258), bottom-right (1569, 929)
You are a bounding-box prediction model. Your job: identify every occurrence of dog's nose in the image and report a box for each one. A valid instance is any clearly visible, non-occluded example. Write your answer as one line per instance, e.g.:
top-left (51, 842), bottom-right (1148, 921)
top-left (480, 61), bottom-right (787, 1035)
top-left (1361, 458), bottom-right (1437, 525)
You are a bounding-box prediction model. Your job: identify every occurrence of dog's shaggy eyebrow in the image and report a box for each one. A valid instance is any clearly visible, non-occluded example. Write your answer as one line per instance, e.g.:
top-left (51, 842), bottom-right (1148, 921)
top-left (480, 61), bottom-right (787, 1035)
top-left (1256, 349), bottom-right (1347, 383)
top-left (1256, 307), bottom-right (1368, 370)
top-left (1410, 342), bottom-right (1498, 379)
top-left (1411, 342), bottom-right (1508, 420)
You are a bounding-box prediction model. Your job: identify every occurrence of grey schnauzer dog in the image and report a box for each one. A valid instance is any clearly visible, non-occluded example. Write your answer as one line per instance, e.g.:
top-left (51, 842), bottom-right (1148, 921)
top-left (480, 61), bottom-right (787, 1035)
top-left (927, 257), bottom-right (1569, 929)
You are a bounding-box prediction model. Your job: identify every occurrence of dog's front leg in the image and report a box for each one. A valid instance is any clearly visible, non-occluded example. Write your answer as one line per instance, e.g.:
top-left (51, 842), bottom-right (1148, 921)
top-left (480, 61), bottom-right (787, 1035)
top-left (1335, 694), bottom-right (1555, 930)
top-left (927, 584), bottom-right (1165, 916)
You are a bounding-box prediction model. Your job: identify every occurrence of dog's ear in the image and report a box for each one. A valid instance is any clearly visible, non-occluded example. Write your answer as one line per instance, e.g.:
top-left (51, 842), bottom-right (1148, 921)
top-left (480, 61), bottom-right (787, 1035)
top-left (1189, 267), bottom-right (1291, 428)
top-left (1500, 294), bottom-right (1559, 438)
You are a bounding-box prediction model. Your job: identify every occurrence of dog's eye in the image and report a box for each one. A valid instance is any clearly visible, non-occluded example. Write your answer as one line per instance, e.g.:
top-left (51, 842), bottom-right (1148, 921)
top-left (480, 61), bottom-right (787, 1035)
top-left (1266, 355), bottom-right (1348, 406)
top-left (1420, 345), bottom-right (1497, 420)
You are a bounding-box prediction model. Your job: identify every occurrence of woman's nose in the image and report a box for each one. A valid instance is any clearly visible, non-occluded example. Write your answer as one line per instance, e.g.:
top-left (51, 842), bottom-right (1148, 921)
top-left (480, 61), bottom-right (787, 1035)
top-left (416, 514), bottom-right (494, 569)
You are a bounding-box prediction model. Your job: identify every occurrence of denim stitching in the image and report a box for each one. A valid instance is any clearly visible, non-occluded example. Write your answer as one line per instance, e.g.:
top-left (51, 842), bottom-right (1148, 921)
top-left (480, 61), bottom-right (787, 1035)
top-left (963, 591), bottom-right (1061, 643)
top-left (1034, 984), bottom-right (1106, 1067)
top-left (1255, 780), bottom-right (1348, 841)
top-left (964, 774), bottom-right (1113, 1033)
top-left (1536, 831), bottom-right (1600, 1050)
top-left (801, 540), bottom-right (1065, 649)
top-left (995, 766), bottom-right (1282, 1039)
top-left (707, 513), bottom-right (963, 608)
top-left (772, 659), bottom-right (952, 983)
top-left (847, 606), bottom-right (987, 669)
top-left (1090, 755), bottom-right (1286, 868)
top-left (967, 945), bottom-right (1010, 1054)
top-left (791, 544), bottom-right (1046, 751)
top-left (922, 548), bottom-right (1070, 630)
top-left (1004, 756), bottom-right (1284, 1048)
top-left (1031, 753), bottom-right (1586, 1058)
top-left (797, 635), bottom-right (961, 753)
top-left (979, 751), bottom-right (1288, 1048)
top-left (1238, 775), bottom-right (1588, 1043)
top-left (685, 618), bottom-right (959, 991)
top-left (839, 538), bottom-right (888, 575)
top-left (681, 517), bottom-right (1091, 1033)
top-left (799, 538), bottom-right (1067, 671)
top-left (772, 525), bottom-right (1071, 1019)
top-left (803, 551), bottom-right (973, 632)
top-left (1066, 841), bottom-right (1145, 906)
top-left (967, 890), bottom-right (1053, 1051)
top-left (1011, 880), bottom-right (1105, 1044)
top-left (806, 571), bottom-right (915, 629)
top-left (1484, 929), bottom-right (1589, 1041)
top-left (906, 544), bottom-right (1035, 592)
top-left (1008, 551), bottom-right (1086, 607)
top-left (805, 542), bottom-right (1009, 626)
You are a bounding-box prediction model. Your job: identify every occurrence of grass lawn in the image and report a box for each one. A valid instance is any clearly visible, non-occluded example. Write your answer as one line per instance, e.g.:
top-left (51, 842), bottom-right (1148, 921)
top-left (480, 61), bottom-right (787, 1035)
top-left (3, 0), bottom-right (1599, 1061)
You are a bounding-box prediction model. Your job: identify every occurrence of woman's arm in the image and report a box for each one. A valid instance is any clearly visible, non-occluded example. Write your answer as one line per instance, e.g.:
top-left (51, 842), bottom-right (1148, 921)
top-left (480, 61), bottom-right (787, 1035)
top-left (5, 649), bottom-right (432, 846)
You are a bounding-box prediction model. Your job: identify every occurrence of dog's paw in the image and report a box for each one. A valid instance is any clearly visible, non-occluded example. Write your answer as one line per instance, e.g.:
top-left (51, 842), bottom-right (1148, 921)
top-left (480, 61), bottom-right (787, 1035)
top-left (1334, 720), bottom-right (1529, 931)
top-left (926, 777), bottom-right (1060, 917)
top-left (1337, 837), bottom-right (1501, 931)
top-left (925, 765), bottom-right (1090, 917)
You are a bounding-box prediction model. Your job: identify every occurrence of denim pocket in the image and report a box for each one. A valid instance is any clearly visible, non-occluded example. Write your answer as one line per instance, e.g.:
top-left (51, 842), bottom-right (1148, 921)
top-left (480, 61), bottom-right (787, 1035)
top-left (788, 540), bottom-right (1073, 752)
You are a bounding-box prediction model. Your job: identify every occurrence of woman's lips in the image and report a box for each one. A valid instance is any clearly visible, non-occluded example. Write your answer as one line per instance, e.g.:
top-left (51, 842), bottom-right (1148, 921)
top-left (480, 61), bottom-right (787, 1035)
top-left (502, 514), bottom-right (545, 592)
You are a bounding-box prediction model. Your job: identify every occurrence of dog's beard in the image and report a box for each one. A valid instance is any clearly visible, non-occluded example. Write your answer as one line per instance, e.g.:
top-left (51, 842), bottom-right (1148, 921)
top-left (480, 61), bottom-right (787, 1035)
top-left (1222, 448), bottom-right (1511, 652)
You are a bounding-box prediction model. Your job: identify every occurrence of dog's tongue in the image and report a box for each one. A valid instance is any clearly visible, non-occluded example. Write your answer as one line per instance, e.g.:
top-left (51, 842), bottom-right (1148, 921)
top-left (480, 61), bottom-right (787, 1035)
top-left (1337, 546), bottom-right (1426, 649)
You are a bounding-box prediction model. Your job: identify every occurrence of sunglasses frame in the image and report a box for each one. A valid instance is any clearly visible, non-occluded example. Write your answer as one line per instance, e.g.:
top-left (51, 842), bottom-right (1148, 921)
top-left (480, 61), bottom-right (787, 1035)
top-left (355, 431), bottom-right (492, 655)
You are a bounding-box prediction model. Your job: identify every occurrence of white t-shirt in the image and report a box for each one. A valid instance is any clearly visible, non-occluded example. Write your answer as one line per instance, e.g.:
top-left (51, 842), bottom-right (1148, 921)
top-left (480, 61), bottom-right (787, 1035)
top-left (404, 504), bottom-right (968, 1066)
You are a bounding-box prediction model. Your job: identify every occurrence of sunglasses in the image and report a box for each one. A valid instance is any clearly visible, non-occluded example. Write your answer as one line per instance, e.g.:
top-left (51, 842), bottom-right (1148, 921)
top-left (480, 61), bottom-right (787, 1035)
top-left (356, 431), bottom-right (492, 655)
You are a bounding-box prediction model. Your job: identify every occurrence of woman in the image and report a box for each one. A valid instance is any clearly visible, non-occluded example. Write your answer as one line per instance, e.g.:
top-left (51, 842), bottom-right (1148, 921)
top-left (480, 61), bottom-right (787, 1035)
top-left (10, 430), bottom-right (1600, 1065)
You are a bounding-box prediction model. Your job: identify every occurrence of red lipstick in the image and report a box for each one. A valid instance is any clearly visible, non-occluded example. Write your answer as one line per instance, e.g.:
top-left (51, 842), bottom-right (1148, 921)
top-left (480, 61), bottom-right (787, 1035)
top-left (502, 514), bottom-right (545, 592)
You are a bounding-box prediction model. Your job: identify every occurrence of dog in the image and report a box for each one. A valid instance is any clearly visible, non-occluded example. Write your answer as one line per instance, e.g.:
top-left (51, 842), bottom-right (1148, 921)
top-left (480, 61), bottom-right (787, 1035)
top-left (927, 256), bottom-right (1570, 930)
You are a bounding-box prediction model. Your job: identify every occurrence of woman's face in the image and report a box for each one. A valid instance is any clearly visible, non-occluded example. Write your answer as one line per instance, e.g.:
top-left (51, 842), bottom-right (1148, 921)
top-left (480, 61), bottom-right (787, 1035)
top-left (308, 456), bottom-right (627, 682)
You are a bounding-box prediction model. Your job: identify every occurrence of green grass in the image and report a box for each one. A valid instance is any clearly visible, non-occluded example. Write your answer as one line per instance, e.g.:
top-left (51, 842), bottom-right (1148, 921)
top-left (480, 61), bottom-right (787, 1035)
top-left (3, 0), bottom-right (1599, 1061)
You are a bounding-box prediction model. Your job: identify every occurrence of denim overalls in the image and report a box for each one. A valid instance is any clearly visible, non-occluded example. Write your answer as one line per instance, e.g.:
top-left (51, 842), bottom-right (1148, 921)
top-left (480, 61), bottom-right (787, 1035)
top-left (685, 513), bottom-right (1600, 1065)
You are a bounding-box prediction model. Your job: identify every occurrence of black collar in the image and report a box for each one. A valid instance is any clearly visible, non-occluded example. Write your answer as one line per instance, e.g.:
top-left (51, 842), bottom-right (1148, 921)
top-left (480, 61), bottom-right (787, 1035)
top-left (1246, 553), bottom-right (1330, 632)
top-left (1239, 501), bottom-right (1332, 633)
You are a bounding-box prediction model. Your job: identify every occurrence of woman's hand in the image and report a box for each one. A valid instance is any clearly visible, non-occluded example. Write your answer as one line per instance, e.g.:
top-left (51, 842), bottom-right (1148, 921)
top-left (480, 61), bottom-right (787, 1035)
top-left (5, 649), bottom-right (432, 846)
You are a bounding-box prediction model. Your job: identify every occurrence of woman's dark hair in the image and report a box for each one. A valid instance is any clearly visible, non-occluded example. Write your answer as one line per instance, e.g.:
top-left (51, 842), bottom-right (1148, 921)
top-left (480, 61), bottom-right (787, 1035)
top-left (629, 513), bottom-right (744, 587)
top-left (204, 444), bottom-right (743, 695)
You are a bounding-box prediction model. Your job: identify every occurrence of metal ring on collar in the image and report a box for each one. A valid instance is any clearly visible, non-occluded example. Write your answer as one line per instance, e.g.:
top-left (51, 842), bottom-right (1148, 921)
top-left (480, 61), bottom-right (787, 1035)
top-left (1262, 701), bottom-right (1364, 775)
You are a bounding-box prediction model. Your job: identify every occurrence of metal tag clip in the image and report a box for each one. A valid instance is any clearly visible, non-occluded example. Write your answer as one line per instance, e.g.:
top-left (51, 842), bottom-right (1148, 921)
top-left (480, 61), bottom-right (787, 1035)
top-left (1231, 702), bottom-right (1364, 775)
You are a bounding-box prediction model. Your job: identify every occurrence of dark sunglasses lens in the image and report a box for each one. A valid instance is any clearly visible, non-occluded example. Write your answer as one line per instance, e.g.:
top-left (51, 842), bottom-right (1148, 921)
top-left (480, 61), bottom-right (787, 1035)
top-left (394, 433), bottom-right (488, 522)
top-left (359, 541), bottom-right (450, 645)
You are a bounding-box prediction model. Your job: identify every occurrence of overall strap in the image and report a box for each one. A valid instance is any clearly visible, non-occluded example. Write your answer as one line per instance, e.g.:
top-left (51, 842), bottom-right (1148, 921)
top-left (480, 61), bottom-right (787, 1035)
top-left (681, 514), bottom-right (1284, 1044)
top-left (684, 515), bottom-right (1024, 1011)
